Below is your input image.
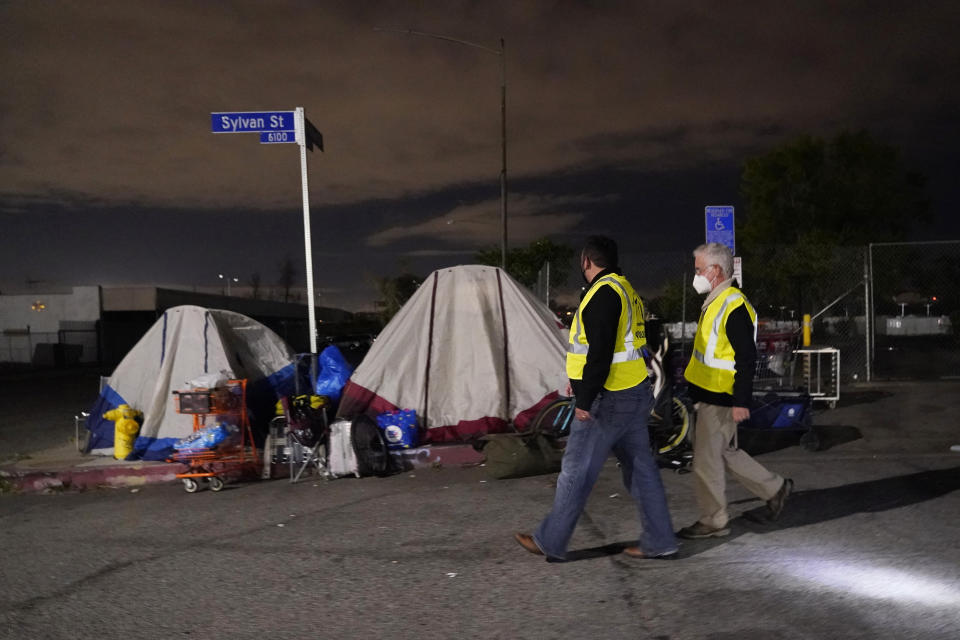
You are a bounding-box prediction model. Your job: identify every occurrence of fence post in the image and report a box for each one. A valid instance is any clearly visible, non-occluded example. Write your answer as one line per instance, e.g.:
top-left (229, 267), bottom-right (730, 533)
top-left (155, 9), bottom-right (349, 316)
top-left (545, 261), bottom-right (551, 308)
top-left (865, 244), bottom-right (874, 381)
top-left (680, 272), bottom-right (688, 355)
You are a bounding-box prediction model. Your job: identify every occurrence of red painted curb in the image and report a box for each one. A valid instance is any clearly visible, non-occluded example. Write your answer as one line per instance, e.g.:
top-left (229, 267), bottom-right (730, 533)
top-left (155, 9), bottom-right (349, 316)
top-left (389, 443), bottom-right (485, 469)
top-left (1, 462), bottom-right (188, 494)
top-left (1, 443), bottom-right (487, 494)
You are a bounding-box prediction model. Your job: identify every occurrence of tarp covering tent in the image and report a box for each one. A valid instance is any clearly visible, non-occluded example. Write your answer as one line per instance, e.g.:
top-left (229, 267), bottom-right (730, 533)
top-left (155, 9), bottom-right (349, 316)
top-left (86, 305), bottom-right (297, 460)
top-left (338, 265), bottom-right (568, 442)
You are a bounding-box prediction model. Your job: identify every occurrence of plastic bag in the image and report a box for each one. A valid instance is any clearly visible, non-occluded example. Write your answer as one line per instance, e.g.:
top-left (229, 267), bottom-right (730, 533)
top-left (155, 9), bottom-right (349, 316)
top-left (173, 422), bottom-right (237, 451)
top-left (186, 370), bottom-right (234, 390)
top-left (313, 345), bottom-right (354, 403)
top-left (375, 409), bottom-right (419, 449)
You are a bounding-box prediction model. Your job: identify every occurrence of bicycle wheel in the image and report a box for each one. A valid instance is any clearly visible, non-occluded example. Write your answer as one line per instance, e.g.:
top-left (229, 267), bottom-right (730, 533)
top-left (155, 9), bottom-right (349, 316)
top-left (650, 396), bottom-right (691, 454)
top-left (529, 398), bottom-right (575, 438)
top-left (351, 414), bottom-right (391, 477)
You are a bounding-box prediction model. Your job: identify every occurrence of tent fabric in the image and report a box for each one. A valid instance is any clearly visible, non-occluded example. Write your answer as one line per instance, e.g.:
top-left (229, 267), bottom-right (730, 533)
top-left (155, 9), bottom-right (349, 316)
top-left (86, 305), bottom-right (296, 460)
top-left (338, 265), bottom-right (568, 442)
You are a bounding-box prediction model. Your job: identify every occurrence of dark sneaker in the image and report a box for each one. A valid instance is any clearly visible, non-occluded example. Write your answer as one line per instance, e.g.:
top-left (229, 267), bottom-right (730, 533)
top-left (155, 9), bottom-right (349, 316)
top-left (623, 546), bottom-right (678, 559)
top-left (767, 478), bottom-right (793, 520)
top-left (677, 521), bottom-right (730, 539)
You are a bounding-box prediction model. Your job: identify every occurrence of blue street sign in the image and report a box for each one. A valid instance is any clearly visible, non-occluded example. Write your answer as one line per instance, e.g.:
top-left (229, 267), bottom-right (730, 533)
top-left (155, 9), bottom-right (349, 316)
top-left (705, 205), bottom-right (735, 254)
top-left (211, 111), bottom-right (295, 134)
top-left (260, 131), bottom-right (297, 144)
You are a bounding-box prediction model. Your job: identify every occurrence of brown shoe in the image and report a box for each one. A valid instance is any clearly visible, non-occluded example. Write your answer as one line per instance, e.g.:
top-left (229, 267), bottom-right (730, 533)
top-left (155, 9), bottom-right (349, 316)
top-left (623, 546), bottom-right (677, 560)
top-left (677, 521), bottom-right (730, 539)
top-left (514, 532), bottom-right (543, 556)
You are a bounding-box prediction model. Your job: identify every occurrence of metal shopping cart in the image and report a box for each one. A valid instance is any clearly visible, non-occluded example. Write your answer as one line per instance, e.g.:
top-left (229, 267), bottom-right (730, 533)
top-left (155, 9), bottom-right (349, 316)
top-left (169, 379), bottom-right (261, 492)
top-left (743, 328), bottom-right (820, 451)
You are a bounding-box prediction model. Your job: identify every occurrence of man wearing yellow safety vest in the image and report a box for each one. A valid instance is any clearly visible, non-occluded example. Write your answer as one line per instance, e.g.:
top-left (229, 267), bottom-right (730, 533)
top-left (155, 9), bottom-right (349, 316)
top-left (678, 242), bottom-right (792, 539)
top-left (515, 236), bottom-right (677, 561)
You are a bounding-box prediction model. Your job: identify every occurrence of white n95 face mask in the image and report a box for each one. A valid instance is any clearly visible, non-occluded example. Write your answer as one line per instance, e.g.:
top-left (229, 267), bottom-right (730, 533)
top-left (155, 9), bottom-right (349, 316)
top-left (692, 274), bottom-right (712, 294)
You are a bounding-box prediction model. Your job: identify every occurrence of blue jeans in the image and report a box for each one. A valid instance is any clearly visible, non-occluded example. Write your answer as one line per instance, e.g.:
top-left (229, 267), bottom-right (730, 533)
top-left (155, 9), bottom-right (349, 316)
top-left (533, 381), bottom-right (677, 560)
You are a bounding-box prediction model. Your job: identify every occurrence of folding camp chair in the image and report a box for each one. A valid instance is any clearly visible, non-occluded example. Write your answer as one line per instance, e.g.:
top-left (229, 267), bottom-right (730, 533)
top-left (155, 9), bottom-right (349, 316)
top-left (280, 395), bottom-right (330, 483)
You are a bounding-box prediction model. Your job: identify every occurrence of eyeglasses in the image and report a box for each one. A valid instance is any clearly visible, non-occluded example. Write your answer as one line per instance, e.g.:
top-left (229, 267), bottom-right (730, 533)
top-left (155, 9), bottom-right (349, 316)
top-left (694, 264), bottom-right (716, 275)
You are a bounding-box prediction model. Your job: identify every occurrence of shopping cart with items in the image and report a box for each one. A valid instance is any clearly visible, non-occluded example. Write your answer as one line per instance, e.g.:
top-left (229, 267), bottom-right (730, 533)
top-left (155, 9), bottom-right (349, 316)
top-left (742, 327), bottom-right (819, 451)
top-left (169, 379), bottom-right (261, 492)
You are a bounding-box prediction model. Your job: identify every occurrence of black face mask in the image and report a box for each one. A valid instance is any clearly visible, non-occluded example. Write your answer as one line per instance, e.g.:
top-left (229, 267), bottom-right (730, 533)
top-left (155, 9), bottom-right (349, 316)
top-left (581, 263), bottom-right (589, 284)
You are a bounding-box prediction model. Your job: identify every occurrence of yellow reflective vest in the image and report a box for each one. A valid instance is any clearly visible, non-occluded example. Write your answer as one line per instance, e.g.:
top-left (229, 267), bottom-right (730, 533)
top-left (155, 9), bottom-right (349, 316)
top-left (566, 273), bottom-right (648, 390)
top-left (683, 286), bottom-right (757, 395)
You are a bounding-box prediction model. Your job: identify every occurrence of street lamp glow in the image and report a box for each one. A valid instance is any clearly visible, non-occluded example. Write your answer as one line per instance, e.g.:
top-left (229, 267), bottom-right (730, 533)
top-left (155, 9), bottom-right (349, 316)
top-left (218, 273), bottom-right (239, 296)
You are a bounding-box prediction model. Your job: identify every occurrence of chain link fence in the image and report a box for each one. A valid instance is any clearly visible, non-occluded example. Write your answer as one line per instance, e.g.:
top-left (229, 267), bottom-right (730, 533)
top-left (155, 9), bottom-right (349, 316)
top-left (526, 240), bottom-right (959, 384)
top-left (1, 328), bottom-right (98, 366)
top-left (534, 261), bottom-right (553, 307)
top-left (868, 241), bottom-right (960, 380)
top-left (617, 241), bottom-right (960, 384)
top-left (620, 246), bottom-right (869, 386)
top-left (1, 329), bottom-right (53, 363)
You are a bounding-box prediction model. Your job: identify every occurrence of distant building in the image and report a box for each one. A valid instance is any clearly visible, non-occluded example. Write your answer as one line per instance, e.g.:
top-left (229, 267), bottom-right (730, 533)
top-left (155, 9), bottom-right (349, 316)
top-left (0, 286), bottom-right (355, 367)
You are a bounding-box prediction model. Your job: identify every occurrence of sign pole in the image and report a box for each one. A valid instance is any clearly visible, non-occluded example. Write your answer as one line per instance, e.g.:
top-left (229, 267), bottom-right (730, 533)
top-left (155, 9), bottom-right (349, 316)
top-left (295, 107), bottom-right (318, 354)
top-left (210, 107), bottom-right (318, 354)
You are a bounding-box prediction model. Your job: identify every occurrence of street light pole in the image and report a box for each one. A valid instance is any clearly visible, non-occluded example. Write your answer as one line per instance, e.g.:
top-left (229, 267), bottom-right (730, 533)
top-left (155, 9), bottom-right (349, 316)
top-left (375, 28), bottom-right (508, 269)
top-left (218, 273), bottom-right (238, 297)
top-left (498, 37), bottom-right (507, 270)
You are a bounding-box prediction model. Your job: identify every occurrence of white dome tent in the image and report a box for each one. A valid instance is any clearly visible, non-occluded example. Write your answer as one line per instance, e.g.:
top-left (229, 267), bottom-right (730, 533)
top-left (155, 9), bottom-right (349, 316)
top-left (338, 265), bottom-right (567, 442)
top-left (85, 305), bottom-right (296, 460)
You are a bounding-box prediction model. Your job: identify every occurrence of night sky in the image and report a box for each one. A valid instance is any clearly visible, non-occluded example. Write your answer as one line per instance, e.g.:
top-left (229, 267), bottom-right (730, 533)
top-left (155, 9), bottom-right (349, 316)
top-left (2, 1), bottom-right (958, 311)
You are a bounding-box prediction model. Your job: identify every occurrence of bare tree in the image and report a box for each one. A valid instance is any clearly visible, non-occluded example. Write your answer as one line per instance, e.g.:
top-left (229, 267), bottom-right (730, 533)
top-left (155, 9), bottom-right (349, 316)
top-left (248, 273), bottom-right (262, 300)
top-left (277, 256), bottom-right (297, 303)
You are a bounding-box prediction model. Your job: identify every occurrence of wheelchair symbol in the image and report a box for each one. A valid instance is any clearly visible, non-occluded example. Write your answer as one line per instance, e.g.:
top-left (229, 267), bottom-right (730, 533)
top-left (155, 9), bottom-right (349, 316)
top-left (714, 217), bottom-right (726, 231)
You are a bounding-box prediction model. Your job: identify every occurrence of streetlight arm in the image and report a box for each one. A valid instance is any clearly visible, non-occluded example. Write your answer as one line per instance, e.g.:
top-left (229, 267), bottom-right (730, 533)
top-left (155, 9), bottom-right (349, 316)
top-left (373, 27), bottom-right (502, 56)
top-left (375, 26), bottom-right (508, 269)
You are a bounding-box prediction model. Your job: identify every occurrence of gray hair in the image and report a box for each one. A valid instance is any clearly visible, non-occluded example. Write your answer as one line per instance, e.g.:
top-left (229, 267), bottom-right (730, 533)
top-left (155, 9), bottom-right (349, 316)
top-left (693, 242), bottom-right (734, 279)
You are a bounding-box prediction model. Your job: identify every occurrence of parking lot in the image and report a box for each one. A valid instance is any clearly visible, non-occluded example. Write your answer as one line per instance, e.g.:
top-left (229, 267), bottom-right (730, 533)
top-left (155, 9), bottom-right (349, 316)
top-left (1, 375), bottom-right (958, 639)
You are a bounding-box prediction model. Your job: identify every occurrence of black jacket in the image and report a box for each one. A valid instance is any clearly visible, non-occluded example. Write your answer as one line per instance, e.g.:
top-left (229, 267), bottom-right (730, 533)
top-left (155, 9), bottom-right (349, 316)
top-left (570, 268), bottom-right (625, 411)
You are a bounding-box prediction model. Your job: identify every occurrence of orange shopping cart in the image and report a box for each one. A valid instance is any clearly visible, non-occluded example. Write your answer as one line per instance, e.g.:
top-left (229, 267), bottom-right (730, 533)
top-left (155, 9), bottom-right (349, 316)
top-left (169, 379), bottom-right (260, 493)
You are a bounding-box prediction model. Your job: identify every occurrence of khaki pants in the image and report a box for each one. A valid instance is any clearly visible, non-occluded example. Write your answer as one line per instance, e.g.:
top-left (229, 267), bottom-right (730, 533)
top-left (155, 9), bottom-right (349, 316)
top-left (692, 402), bottom-right (783, 529)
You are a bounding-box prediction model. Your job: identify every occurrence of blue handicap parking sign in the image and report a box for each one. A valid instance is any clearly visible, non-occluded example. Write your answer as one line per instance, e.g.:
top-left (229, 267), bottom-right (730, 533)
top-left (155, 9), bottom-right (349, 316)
top-left (705, 206), bottom-right (735, 254)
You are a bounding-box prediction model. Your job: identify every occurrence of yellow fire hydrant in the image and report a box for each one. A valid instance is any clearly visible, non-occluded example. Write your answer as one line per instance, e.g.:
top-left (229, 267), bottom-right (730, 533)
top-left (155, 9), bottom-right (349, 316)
top-left (103, 404), bottom-right (143, 460)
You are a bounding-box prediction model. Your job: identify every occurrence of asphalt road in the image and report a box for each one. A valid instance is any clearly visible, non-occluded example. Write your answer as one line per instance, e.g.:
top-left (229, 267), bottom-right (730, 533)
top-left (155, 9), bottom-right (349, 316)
top-left (2, 374), bottom-right (959, 638)
top-left (2, 449), bottom-right (958, 639)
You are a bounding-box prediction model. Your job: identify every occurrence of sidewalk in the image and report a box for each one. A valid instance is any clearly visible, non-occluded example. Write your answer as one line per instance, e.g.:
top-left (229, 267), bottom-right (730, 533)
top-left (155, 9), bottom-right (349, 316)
top-left (3, 380), bottom-right (958, 494)
top-left (0, 440), bottom-right (485, 494)
top-left (0, 442), bottom-right (185, 493)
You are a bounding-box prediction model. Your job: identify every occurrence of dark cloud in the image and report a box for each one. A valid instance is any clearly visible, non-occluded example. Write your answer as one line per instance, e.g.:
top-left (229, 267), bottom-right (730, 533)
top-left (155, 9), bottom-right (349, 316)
top-left (2, 1), bottom-right (959, 309)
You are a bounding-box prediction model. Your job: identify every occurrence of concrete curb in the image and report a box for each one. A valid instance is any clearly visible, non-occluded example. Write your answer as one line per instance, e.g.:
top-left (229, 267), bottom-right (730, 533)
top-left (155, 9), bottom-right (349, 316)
top-left (1, 462), bottom-right (188, 494)
top-left (1, 443), bottom-right (486, 494)
top-left (389, 443), bottom-right (485, 470)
